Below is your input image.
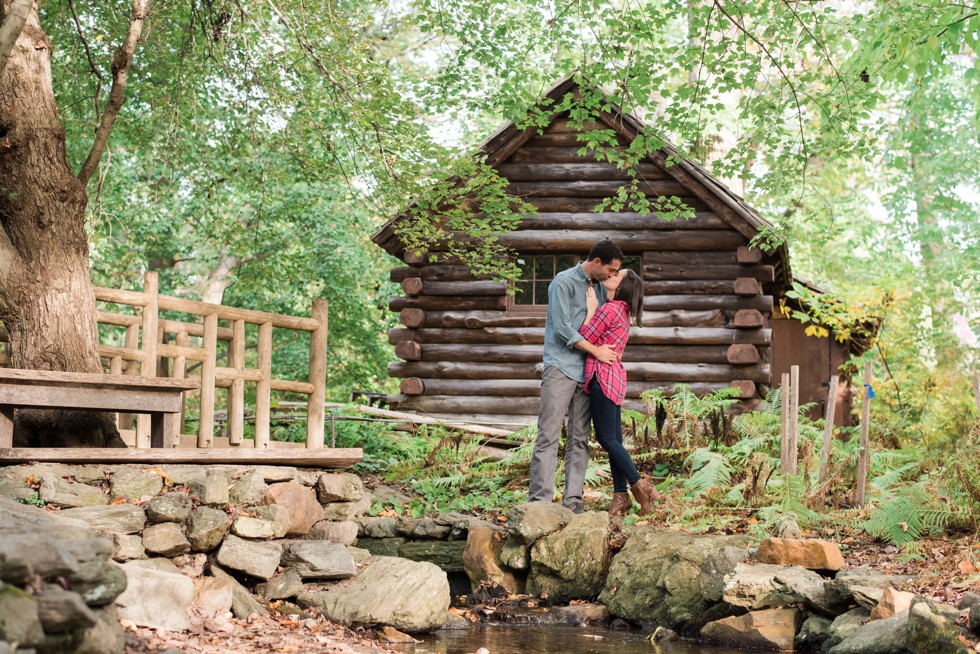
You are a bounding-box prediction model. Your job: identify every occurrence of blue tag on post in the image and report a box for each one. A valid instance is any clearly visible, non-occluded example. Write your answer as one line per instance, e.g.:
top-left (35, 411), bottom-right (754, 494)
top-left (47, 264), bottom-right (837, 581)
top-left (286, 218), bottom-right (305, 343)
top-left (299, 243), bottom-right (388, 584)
top-left (864, 383), bottom-right (875, 399)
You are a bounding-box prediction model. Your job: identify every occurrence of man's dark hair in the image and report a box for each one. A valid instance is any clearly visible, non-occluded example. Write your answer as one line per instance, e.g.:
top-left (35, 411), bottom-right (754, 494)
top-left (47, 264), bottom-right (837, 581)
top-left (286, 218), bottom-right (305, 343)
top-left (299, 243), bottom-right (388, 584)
top-left (587, 239), bottom-right (623, 264)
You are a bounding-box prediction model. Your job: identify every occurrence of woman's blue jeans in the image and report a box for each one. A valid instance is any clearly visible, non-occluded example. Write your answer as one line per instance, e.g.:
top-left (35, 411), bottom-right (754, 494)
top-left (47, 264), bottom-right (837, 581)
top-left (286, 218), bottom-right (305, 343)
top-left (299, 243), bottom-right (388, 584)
top-left (589, 377), bottom-right (640, 493)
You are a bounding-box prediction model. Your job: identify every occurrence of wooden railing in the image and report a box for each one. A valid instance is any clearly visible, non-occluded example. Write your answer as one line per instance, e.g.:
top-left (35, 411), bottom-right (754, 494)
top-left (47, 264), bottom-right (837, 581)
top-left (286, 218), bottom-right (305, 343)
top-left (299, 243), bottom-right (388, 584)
top-left (0, 271), bottom-right (329, 450)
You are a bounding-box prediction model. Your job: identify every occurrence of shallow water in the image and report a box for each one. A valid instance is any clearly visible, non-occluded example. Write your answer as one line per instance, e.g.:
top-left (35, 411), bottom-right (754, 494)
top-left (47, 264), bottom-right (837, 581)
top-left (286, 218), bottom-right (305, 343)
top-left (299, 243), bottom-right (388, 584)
top-left (397, 624), bottom-right (752, 654)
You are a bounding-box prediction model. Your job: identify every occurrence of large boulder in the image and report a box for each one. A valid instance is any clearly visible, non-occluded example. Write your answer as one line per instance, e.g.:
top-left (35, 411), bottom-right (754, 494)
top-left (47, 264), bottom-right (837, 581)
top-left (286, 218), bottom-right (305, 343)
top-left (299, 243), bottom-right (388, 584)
top-left (115, 562), bottom-right (195, 631)
top-left (701, 607), bottom-right (801, 651)
top-left (600, 527), bottom-right (752, 632)
top-left (298, 556), bottom-right (449, 633)
top-left (463, 525), bottom-right (523, 595)
top-left (267, 482), bottom-right (324, 536)
top-left (527, 511), bottom-right (609, 603)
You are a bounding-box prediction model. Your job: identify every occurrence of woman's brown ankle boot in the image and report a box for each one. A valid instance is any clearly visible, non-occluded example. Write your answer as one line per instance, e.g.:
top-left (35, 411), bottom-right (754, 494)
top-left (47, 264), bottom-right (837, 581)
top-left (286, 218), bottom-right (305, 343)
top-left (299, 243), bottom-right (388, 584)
top-left (630, 478), bottom-right (659, 515)
top-left (608, 492), bottom-right (631, 518)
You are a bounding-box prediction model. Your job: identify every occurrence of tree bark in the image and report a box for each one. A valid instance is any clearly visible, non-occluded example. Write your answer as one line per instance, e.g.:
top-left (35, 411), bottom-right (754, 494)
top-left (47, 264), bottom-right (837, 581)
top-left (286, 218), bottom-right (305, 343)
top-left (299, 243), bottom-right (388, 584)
top-left (0, 3), bottom-right (128, 447)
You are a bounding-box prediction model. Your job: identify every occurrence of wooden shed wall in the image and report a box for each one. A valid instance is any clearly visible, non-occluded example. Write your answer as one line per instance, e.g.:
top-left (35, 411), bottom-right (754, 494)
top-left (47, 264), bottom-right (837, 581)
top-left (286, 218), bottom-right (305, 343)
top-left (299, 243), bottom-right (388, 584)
top-left (386, 117), bottom-right (777, 424)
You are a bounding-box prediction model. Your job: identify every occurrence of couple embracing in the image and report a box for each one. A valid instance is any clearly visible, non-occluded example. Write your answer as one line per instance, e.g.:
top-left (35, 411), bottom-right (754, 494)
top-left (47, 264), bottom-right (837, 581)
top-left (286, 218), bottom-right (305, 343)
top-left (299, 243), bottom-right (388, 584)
top-left (527, 239), bottom-right (659, 518)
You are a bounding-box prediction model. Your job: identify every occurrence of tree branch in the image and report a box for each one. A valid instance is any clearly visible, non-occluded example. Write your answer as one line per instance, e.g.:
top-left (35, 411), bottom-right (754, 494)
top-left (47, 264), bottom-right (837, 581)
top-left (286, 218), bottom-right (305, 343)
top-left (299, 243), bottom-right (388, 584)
top-left (67, 0), bottom-right (106, 125)
top-left (0, 0), bottom-right (32, 80)
top-left (77, 0), bottom-right (150, 187)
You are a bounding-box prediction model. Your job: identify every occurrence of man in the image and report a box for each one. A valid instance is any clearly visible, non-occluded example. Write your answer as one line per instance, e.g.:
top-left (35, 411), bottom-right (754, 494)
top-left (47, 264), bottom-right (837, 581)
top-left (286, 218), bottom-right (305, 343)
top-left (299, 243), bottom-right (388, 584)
top-left (528, 239), bottom-right (624, 513)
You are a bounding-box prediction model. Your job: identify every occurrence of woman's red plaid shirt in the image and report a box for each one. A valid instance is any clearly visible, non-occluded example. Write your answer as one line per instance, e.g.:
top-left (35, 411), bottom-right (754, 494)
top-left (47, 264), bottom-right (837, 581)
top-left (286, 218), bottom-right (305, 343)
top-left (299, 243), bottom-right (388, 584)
top-left (579, 299), bottom-right (630, 406)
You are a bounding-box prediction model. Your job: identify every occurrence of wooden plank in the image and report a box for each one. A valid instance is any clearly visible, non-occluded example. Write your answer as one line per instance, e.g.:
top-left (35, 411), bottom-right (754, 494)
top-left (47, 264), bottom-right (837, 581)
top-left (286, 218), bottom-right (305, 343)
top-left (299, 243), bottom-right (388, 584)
top-left (0, 369), bottom-right (199, 390)
top-left (137, 271), bottom-right (160, 449)
top-left (625, 362), bottom-right (771, 383)
top-left (527, 196), bottom-right (711, 213)
top-left (389, 361), bottom-right (543, 380)
top-left (737, 246), bottom-right (763, 264)
top-left (255, 322), bottom-right (273, 450)
top-left (856, 362), bottom-right (872, 506)
top-left (499, 229), bottom-right (747, 252)
top-left (644, 280), bottom-right (746, 295)
top-left (228, 319), bottom-right (245, 446)
top-left (509, 145), bottom-right (629, 163)
top-left (818, 374), bottom-right (840, 485)
top-left (643, 250), bottom-right (738, 265)
top-left (644, 263), bottom-right (775, 282)
top-left (156, 296), bottom-right (320, 332)
top-left (0, 447), bottom-right (363, 467)
top-left (400, 377), bottom-right (749, 399)
top-left (497, 162), bottom-right (668, 182)
top-left (507, 180), bottom-right (689, 198)
top-left (389, 296), bottom-right (508, 312)
top-left (0, 385), bottom-right (183, 413)
top-left (401, 279), bottom-right (507, 297)
top-left (390, 266), bottom-right (484, 283)
top-left (518, 212), bottom-right (729, 231)
top-left (198, 313), bottom-right (218, 449)
top-left (0, 407), bottom-right (13, 448)
top-left (644, 295), bottom-right (773, 312)
top-left (390, 326), bottom-right (770, 346)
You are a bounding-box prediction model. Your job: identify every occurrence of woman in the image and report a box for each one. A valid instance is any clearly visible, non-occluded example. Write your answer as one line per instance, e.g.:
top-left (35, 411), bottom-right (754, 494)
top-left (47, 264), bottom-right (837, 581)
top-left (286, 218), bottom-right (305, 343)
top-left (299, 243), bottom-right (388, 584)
top-left (581, 268), bottom-right (660, 518)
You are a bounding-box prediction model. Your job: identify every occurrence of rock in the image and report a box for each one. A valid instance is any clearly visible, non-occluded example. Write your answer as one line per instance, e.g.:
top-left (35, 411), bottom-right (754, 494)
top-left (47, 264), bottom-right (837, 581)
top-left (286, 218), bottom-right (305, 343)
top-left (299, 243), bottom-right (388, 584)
top-left (757, 537), bottom-right (845, 571)
top-left (722, 562), bottom-right (827, 610)
top-left (398, 540), bottom-right (468, 573)
top-left (111, 534), bottom-right (144, 562)
top-left (251, 504), bottom-right (291, 537)
top-left (115, 562), bottom-right (195, 631)
top-left (0, 585), bottom-right (45, 647)
top-left (377, 625), bottom-right (419, 643)
top-left (142, 522), bottom-right (191, 557)
top-left (826, 569), bottom-right (912, 611)
top-left (127, 558), bottom-right (180, 574)
top-left (959, 591), bottom-right (980, 611)
top-left (527, 511), bottom-right (609, 604)
top-left (306, 520), bottom-right (359, 545)
top-left (321, 495), bottom-right (373, 521)
top-left (255, 569), bottom-right (305, 600)
top-left (186, 506), bottom-right (230, 552)
top-left (823, 607), bottom-right (872, 651)
top-left (0, 476), bottom-right (35, 502)
top-left (357, 517), bottom-right (400, 538)
top-left (870, 587), bottom-right (917, 621)
top-left (970, 604), bottom-right (980, 633)
top-left (172, 553), bottom-right (209, 578)
top-left (69, 559), bottom-right (128, 607)
top-left (600, 527), bottom-right (753, 631)
top-left (548, 603), bottom-right (610, 626)
top-left (38, 474), bottom-right (109, 508)
top-left (35, 584), bottom-right (98, 633)
top-left (906, 598), bottom-right (970, 653)
top-left (192, 576), bottom-right (234, 618)
top-left (229, 470), bottom-right (270, 506)
top-left (267, 482), bottom-right (324, 536)
top-left (281, 541), bottom-right (356, 580)
top-left (231, 516), bottom-right (282, 539)
top-left (506, 502), bottom-right (575, 545)
top-left (700, 546), bottom-right (750, 602)
top-left (109, 467), bottom-right (165, 502)
top-left (701, 607), bottom-right (801, 651)
top-left (356, 537), bottom-right (406, 557)
top-left (463, 525), bottom-right (523, 595)
top-left (59, 504), bottom-right (146, 535)
top-left (216, 535), bottom-right (281, 580)
top-left (397, 517), bottom-right (452, 540)
top-left (187, 470), bottom-right (230, 506)
top-left (75, 605), bottom-right (125, 654)
top-left (161, 465), bottom-right (206, 487)
top-left (209, 565), bottom-right (269, 619)
top-left (797, 613), bottom-right (834, 650)
top-left (500, 535), bottom-right (530, 571)
top-left (298, 556), bottom-right (449, 633)
top-left (440, 611), bottom-right (473, 631)
top-left (316, 473), bottom-right (364, 503)
top-left (145, 492), bottom-right (193, 523)
top-left (827, 610), bottom-right (909, 654)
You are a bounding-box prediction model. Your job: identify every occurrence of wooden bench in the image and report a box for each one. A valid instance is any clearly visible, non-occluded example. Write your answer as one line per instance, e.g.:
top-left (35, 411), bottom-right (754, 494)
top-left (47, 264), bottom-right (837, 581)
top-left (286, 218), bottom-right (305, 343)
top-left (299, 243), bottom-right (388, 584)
top-left (0, 369), bottom-right (200, 449)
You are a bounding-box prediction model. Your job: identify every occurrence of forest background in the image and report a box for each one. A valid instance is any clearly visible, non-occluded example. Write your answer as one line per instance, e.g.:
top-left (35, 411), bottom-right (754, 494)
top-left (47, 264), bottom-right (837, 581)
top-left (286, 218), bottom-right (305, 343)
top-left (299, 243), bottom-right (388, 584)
top-left (9, 1), bottom-right (979, 461)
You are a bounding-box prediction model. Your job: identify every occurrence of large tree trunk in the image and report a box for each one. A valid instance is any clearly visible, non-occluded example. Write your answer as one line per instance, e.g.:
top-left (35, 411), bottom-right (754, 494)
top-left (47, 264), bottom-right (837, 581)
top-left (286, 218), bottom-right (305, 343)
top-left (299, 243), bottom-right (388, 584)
top-left (0, 3), bottom-right (123, 447)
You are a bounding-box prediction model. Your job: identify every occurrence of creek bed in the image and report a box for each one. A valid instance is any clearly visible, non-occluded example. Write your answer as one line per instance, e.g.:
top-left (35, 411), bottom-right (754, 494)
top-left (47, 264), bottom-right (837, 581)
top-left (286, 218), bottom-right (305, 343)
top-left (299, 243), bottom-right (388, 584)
top-left (396, 624), bottom-right (751, 654)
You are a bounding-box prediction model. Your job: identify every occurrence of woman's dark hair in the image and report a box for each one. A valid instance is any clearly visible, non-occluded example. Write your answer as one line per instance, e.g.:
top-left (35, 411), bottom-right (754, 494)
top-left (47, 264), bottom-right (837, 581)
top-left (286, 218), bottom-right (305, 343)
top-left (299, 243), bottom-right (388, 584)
top-left (617, 269), bottom-right (644, 325)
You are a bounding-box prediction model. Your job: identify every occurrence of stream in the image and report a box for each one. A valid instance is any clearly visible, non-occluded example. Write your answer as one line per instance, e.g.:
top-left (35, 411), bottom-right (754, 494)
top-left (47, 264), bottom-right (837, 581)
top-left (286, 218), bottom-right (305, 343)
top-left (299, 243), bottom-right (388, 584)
top-left (395, 624), bottom-right (750, 654)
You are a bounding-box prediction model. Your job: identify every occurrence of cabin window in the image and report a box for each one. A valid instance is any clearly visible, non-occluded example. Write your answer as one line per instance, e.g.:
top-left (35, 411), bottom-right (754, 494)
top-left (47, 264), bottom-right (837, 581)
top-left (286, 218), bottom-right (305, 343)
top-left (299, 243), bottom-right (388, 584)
top-left (510, 254), bottom-right (641, 311)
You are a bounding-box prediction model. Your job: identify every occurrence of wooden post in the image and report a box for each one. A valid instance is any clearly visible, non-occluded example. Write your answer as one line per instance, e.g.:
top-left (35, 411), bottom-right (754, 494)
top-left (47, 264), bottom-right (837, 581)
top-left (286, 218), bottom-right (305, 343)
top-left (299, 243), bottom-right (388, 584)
top-left (228, 319), bottom-right (245, 446)
top-left (119, 324), bottom-right (140, 431)
top-left (856, 362), bottom-right (873, 506)
top-left (974, 371), bottom-right (980, 418)
top-left (780, 372), bottom-right (790, 472)
top-left (198, 313), bottom-right (218, 449)
top-left (788, 365), bottom-right (799, 475)
top-left (171, 331), bottom-right (189, 447)
top-left (306, 299), bottom-right (328, 449)
top-left (136, 271), bottom-right (159, 448)
top-left (818, 374), bottom-right (840, 485)
top-left (255, 322), bottom-right (273, 449)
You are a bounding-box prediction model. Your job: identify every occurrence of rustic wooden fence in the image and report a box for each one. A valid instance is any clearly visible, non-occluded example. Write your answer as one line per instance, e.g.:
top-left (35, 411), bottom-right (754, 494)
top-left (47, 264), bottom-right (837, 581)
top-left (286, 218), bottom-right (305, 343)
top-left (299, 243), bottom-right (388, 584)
top-left (2, 271), bottom-right (329, 450)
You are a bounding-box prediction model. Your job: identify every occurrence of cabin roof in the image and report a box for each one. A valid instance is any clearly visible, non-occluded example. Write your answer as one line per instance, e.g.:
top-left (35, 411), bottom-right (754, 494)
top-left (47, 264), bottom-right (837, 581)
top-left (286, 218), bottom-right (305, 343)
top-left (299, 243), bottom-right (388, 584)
top-left (372, 75), bottom-right (793, 290)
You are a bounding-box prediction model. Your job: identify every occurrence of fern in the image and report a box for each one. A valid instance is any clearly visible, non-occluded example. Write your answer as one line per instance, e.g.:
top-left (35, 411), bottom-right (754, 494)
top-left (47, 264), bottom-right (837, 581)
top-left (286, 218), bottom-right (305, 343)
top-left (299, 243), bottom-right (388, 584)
top-left (756, 473), bottom-right (818, 529)
top-left (684, 447), bottom-right (734, 495)
top-left (864, 484), bottom-right (951, 546)
top-left (870, 461), bottom-right (921, 491)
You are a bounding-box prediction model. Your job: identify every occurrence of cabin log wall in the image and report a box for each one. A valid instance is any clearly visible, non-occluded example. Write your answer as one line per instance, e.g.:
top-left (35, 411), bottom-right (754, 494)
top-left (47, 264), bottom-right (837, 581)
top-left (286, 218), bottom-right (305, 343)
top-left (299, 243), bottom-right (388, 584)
top-left (383, 116), bottom-right (777, 422)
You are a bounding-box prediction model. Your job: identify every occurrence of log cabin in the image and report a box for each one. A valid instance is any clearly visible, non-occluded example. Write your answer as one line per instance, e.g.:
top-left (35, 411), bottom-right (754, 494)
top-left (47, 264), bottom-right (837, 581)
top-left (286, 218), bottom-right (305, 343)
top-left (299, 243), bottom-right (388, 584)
top-left (372, 77), bottom-right (862, 428)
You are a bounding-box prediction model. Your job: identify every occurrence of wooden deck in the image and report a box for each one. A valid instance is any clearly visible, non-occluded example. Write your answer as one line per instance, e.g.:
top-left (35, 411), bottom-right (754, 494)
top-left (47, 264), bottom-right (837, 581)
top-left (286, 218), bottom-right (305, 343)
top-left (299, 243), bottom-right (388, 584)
top-left (0, 447), bottom-right (363, 467)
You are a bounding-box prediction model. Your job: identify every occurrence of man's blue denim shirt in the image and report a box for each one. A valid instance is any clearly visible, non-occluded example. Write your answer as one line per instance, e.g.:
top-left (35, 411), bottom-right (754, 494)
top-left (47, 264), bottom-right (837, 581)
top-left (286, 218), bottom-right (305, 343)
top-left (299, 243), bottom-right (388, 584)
top-left (543, 263), bottom-right (607, 383)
